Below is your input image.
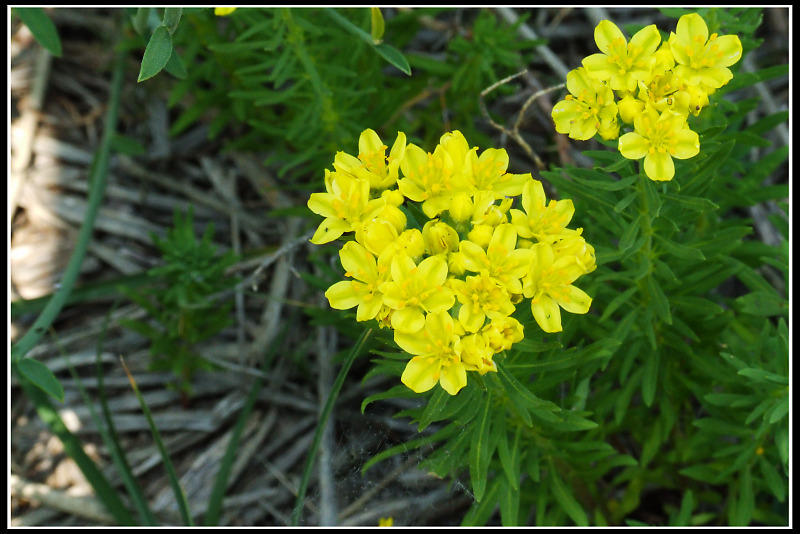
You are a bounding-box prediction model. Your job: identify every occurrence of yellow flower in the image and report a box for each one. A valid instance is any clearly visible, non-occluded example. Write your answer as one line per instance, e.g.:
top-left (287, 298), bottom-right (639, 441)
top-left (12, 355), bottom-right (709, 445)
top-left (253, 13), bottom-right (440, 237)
top-left (214, 7), bottom-right (237, 16)
top-left (465, 146), bottom-right (530, 199)
top-left (422, 219), bottom-right (459, 256)
top-left (552, 232), bottom-right (597, 275)
top-left (398, 143), bottom-right (463, 218)
top-left (380, 254), bottom-right (455, 333)
top-left (396, 311), bottom-right (468, 395)
top-left (552, 67), bottom-right (619, 141)
top-left (459, 224), bottom-right (533, 295)
top-left (618, 107), bottom-right (700, 181)
top-left (378, 517), bottom-right (394, 527)
top-left (482, 316), bottom-right (524, 354)
top-left (307, 171), bottom-right (385, 244)
top-left (509, 178), bottom-right (577, 244)
top-left (333, 129), bottom-right (407, 190)
top-left (449, 272), bottom-right (516, 333)
top-left (458, 333), bottom-right (497, 374)
top-left (376, 228), bottom-right (425, 267)
top-left (325, 241), bottom-right (389, 322)
top-left (668, 13), bottom-right (742, 89)
top-left (523, 243), bottom-right (592, 333)
top-left (582, 20), bottom-right (662, 92)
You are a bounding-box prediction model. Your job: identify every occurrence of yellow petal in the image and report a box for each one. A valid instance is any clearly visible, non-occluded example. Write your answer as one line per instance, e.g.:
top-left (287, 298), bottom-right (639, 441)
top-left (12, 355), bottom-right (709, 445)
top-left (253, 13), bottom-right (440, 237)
top-left (618, 132), bottom-right (649, 160)
top-left (532, 294), bottom-right (562, 333)
top-left (359, 128), bottom-right (384, 156)
top-left (522, 178), bottom-right (546, 217)
top-left (391, 307), bottom-right (426, 333)
top-left (394, 330), bottom-right (432, 356)
top-left (555, 285), bottom-right (592, 315)
top-left (340, 241), bottom-right (377, 282)
top-left (671, 129), bottom-right (700, 160)
top-left (644, 151), bottom-right (675, 181)
top-left (401, 356), bottom-right (440, 393)
top-left (422, 288), bottom-right (455, 313)
top-left (356, 296), bottom-right (384, 321)
top-left (581, 53), bottom-right (615, 81)
top-left (439, 363), bottom-right (467, 395)
top-left (713, 35), bottom-right (742, 67)
top-left (390, 254), bottom-right (416, 283)
top-left (594, 20), bottom-right (626, 55)
top-left (459, 240), bottom-right (489, 272)
top-left (459, 304), bottom-right (485, 333)
top-left (676, 13), bottom-right (708, 45)
top-left (699, 66), bottom-right (733, 89)
top-left (570, 119), bottom-right (598, 141)
top-left (325, 281), bottom-right (361, 310)
top-left (552, 99), bottom-right (582, 134)
top-left (310, 217), bottom-right (349, 244)
top-left (629, 24), bottom-right (661, 55)
top-left (307, 192), bottom-right (337, 218)
top-left (397, 177), bottom-right (427, 202)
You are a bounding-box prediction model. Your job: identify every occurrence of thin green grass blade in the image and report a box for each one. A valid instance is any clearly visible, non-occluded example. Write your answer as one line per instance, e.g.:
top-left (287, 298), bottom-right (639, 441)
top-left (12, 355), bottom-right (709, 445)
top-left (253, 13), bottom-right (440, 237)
top-left (11, 48), bottom-right (125, 366)
top-left (94, 302), bottom-right (158, 525)
top-left (290, 328), bottom-right (373, 526)
top-left (13, 360), bottom-right (136, 525)
top-left (203, 328), bottom-right (288, 526)
top-left (121, 357), bottom-right (193, 525)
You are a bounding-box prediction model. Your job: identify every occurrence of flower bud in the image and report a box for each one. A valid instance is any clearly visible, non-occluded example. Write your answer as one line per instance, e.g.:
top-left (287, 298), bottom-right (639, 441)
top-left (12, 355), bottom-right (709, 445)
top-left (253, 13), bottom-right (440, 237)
top-left (381, 188), bottom-right (405, 207)
top-left (422, 220), bottom-right (459, 255)
top-left (618, 94), bottom-right (644, 124)
top-left (449, 192), bottom-right (474, 223)
top-left (357, 218), bottom-right (398, 256)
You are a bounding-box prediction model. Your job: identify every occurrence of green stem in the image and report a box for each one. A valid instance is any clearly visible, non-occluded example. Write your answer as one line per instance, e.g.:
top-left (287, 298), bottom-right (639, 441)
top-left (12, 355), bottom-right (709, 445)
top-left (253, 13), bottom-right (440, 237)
top-left (290, 328), bottom-right (373, 526)
top-left (11, 46), bottom-right (125, 363)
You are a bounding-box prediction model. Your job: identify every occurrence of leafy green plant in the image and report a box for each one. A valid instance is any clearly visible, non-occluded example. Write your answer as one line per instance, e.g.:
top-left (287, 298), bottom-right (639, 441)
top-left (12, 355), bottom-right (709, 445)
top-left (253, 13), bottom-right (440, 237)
top-left (120, 207), bottom-right (239, 395)
top-left (306, 7), bottom-right (788, 526)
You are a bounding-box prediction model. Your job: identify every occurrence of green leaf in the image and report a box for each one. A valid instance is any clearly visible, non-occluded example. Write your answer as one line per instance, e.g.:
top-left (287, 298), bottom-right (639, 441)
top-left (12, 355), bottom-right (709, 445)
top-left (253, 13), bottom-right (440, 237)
top-left (735, 291), bottom-right (787, 317)
top-left (766, 397), bottom-right (788, 424)
top-left (131, 7), bottom-right (150, 35)
top-left (736, 367), bottom-right (788, 385)
top-left (15, 8), bottom-right (62, 57)
top-left (469, 392), bottom-right (492, 502)
top-left (138, 25), bottom-right (173, 82)
top-left (646, 276), bottom-right (671, 325)
top-left (17, 358), bottom-right (64, 402)
top-left (417, 387), bottom-right (451, 431)
top-left (374, 43), bottom-right (412, 75)
top-left (732, 466), bottom-right (754, 526)
top-left (162, 7), bottom-right (182, 34)
top-left (641, 349), bottom-right (660, 408)
top-left (654, 234), bottom-right (705, 260)
top-left (110, 134), bottom-right (147, 156)
top-left (758, 455), bottom-right (786, 502)
top-left (164, 47), bottom-right (188, 79)
top-left (661, 192), bottom-right (719, 211)
top-left (550, 462), bottom-right (588, 526)
top-left (614, 191), bottom-right (638, 213)
top-left (496, 421), bottom-right (520, 490)
top-left (461, 477), bottom-right (501, 526)
top-left (361, 384), bottom-right (417, 413)
top-left (499, 476), bottom-right (520, 526)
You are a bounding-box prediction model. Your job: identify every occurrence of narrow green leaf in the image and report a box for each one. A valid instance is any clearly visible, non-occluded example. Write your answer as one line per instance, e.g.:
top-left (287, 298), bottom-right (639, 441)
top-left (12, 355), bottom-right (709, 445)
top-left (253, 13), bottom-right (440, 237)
top-left (646, 276), bottom-right (671, 325)
top-left (374, 43), bottom-right (412, 75)
top-left (163, 7), bottom-right (182, 34)
top-left (735, 291), bottom-right (787, 317)
top-left (361, 384), bottom-right (417, 413)
top-left (496, 424), bottom-right (520, 491)
top-left (461, 477), bottom-right (501, 526)
top-left (766, 396), bottom-right (788, 424)
top-left (674, 490), bottom-right (694, 526)
top-left (641, 350), bottom-right (659, 408)
top-left (732, 466), bottom-right (754, 526)
top-left (654, 234), bottom-right (705, 260)
top-left (617, 216), bottom-right (640, 252)
top-left (164, 48), bottom-right (188, 79)
top-left (15, 8), bottom-right (62, 56)
top-left (469, 392), bottom-right (492, 502)
top-left (614, 191), bottom-right (638, 213)
top-left (758, 455), bottom-right (786, 502)
top-left (122, 358), bottom-right (193, 525)
top-left (550, 462), bottom-right (588, 526)
top-left (362, 423), bottom-right (459, 474)
top-left (736, 367), bottom-right (788, 385)
top-left (138, 25), bottom-right (173, 82)
top-left (661, 192), bottom-right (719, 211)
top-left (17, 358), bottom-right (64, 403)
top-left (110, 134), bottom-right (147, 156)
top-left (14, 361), bottom-right (137, 525)
top-left (499, 476), bottom-right (520, 526)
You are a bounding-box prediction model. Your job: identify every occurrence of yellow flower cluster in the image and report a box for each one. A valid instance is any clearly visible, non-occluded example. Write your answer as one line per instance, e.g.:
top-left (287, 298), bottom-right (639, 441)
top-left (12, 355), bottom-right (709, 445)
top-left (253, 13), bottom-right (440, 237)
top-left (552, 13), bottom-right (742, 181)
top-left (308, 129), bottom-right (596, 395)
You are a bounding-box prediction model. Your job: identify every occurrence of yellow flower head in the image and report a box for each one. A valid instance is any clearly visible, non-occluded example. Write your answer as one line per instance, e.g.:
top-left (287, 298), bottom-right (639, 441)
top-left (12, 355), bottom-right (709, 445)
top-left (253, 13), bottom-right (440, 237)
top-left (398, 143), bottom-right (463, 219)
top-left (334, 129), bottom-right (407, 190)
top-left (378, 517), bottom-right (394, 527)
top-left (449, 271), bottom-right (516, 333)
top-left (552, 67), bottom-right (619, 141)
top-left (325, 241), bottom-right (389, 322)
top-left (308, 171), bottom-right (385, 244)
top-left (509, 178), bottom-right (576, 244)
top-left (668, 13), bottom-right (742, 89)
top-left (618, 106), bottom-right (700, 181)
top-left (523, 242), bottom-right (592, 333)
top-left (482, 316), bottom-right (524, 354)
top-left (460, 224), bottom-right (534, 295)
top-left (214, 7), bottom-right (237, 16)
top-left (582, 20), bottom-right (662, 92)
top-left (396, 311), bottom-right (468, 395)
top-left (380, 254), bottom-right (455, 333)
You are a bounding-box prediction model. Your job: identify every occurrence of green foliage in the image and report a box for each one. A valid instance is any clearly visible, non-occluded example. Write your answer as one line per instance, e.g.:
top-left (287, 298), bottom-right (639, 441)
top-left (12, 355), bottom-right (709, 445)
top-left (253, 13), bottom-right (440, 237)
top-left (14, 7), bottom-right (63, 56)
top-left (120, 208), bottom-right (239, 394)
top-left (159, 7), bottom-right (539, 184)
top-left (354, 7), bottom-right (787, 526)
